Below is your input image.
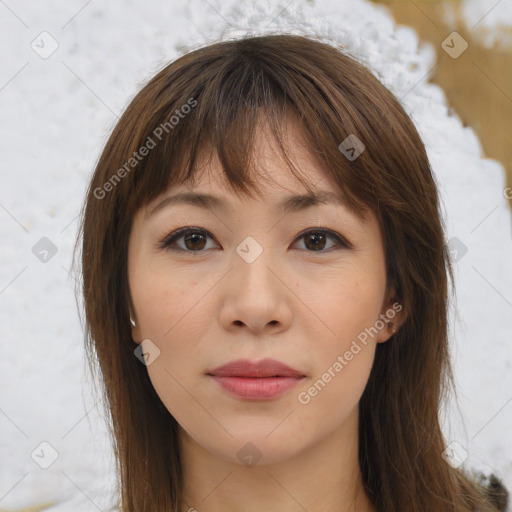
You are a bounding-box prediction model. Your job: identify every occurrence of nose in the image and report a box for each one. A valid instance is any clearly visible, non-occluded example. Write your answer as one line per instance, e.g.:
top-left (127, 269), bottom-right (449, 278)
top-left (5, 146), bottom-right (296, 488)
top-left (219, 240), bottom-right (293, 334)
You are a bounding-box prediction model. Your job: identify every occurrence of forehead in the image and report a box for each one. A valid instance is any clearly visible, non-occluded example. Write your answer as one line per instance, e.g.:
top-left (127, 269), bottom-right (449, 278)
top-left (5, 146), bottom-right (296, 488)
top-left (144, 142), bottom-right (349, 220)
top-left (163, 116), bottom-right (339, 202)
top-left (139, 110), bottom-right (370, 223)
top-left (142, 156), bottom-right (370, 226)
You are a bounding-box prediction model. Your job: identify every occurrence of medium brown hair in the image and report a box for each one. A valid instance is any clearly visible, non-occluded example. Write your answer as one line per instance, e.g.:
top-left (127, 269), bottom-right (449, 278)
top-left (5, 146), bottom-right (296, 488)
top-left (74, 33), bottom-right (508, 511)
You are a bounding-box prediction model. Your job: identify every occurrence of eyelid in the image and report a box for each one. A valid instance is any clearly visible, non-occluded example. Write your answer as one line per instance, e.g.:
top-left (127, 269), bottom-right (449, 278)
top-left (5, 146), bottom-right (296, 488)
top-left (158, 226), bottom-right (352, 253)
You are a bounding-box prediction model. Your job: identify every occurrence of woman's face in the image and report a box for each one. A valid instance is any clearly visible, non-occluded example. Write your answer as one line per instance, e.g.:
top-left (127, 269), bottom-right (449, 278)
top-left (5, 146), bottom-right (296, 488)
top-left (127, 120), bottom-right (400, 466)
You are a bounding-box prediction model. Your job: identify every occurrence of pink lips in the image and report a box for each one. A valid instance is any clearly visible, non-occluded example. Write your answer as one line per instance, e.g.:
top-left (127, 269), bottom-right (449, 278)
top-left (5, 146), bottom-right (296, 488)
top-left (207, 358), bottom-right (306, 400)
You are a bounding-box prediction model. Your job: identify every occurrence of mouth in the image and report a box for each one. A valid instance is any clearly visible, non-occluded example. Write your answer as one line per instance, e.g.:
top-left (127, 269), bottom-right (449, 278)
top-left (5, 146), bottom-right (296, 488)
top-left (207, 374), bottom-right (305, 401)
top-left (206, 358), bottom-right (306, 401)
top-left (206, 358), bottom-right (305, 379)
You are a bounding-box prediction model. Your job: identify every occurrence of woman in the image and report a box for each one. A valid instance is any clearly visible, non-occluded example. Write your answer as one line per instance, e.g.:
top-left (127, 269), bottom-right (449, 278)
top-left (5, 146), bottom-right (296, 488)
top-left (75, 33), bottom-right (509, 511)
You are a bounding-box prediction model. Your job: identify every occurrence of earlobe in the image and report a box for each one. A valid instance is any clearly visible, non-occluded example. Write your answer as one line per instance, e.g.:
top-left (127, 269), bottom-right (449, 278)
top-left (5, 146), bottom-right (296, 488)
top-left (382, 320), bottom-right (399, 341)
top-left (376, 319), bottom-right (400, 343)
top-left (376, 296), bottom-right (407, 343)
top-left (131, 326), bottom-right (143, 344)
top-left (129, 310), bottom-right (142, 344)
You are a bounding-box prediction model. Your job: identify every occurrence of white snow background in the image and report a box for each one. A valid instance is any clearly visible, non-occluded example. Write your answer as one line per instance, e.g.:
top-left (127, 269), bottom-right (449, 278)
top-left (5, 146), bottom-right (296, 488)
top-left (1, 0), bottom-right (511, 510)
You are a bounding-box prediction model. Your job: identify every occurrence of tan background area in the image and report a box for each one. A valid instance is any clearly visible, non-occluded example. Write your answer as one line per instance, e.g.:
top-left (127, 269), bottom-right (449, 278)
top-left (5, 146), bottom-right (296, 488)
top-left (371, 0), bottom-right (512, 213)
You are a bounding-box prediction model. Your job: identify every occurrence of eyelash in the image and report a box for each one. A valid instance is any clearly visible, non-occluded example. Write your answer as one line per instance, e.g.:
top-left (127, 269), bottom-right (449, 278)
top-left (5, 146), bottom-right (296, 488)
top-left (158, 226), bottom-right (351, 254)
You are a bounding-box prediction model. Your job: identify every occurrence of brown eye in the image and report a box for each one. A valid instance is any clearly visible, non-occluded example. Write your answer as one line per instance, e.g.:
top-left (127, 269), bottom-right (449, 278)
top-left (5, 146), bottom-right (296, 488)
top-left (304, 232), bottom-right (327, 251)
top-left (160, 227), bottom-right (218, 253)
top-left (181, 231), bottom-right (208, 251)
top-left (294, 229), bottom-right (349, 252)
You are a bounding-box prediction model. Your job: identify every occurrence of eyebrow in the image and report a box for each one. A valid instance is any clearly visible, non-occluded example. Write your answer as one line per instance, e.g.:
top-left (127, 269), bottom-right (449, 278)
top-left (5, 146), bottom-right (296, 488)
top-left (146, 190), bottom-right (349, 219)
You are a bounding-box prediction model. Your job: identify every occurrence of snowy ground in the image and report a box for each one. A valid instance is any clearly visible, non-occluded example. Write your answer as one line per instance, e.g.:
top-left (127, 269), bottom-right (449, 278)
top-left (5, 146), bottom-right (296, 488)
top-left (1, 1), bottom-right (511, 510)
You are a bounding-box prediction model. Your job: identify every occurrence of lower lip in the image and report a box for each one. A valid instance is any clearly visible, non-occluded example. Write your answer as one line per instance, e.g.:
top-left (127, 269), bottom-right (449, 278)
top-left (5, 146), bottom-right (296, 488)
top-left (209, 375), bottom-right (304, 400)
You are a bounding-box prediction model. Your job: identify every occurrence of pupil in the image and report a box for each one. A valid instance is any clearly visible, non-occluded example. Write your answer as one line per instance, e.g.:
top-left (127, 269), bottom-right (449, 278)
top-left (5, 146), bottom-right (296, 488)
top-left (306, 233), bottom-right (325, 251)
top-left (185, 233), bottom-right (206, 250)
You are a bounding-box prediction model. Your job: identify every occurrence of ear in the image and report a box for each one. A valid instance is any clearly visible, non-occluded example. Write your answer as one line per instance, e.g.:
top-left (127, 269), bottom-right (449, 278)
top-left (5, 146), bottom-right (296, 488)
top-left (376, 290), bottom-right (408, 344)
top-left (129, 305), bottom-right (143, 344)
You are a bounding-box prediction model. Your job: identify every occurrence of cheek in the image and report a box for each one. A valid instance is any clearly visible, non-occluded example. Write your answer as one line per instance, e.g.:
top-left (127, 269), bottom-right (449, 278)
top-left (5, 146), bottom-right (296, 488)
top-left (131, 259), bottom-right (202, 340)
top-left (131, 267), bottom-right (208, 423)
top-left (130, 259), bottom-right (211, 362)
top-left (296, 284), bottom-right (379, 435)
top-left (296, 344), bottom-right (374, 446)
top-left (311, 265), bottom-right (386, 343)
top-left (298, 270), bottom-right (384, 409)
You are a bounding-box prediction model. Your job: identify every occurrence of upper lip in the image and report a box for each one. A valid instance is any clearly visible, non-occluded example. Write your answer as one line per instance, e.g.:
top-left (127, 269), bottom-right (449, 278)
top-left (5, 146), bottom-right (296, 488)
top-left (207, 358), bottom-right (305, 378)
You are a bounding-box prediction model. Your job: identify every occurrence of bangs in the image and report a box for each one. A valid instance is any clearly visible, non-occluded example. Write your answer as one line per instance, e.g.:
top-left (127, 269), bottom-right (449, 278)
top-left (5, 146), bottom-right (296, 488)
top-left (119, 35), bottom-right (375, 221)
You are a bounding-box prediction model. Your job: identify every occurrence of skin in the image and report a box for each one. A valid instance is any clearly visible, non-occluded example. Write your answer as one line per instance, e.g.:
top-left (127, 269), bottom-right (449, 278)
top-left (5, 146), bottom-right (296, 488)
top-left (128, 118), bottom-right (406, 512)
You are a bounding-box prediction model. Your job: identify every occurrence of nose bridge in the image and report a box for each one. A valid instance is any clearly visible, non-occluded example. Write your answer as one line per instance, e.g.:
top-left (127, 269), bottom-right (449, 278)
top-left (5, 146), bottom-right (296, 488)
top-left (216, 201), bottom-right (300, 332)
top-left (233, 233), bottom-right (278, 288)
